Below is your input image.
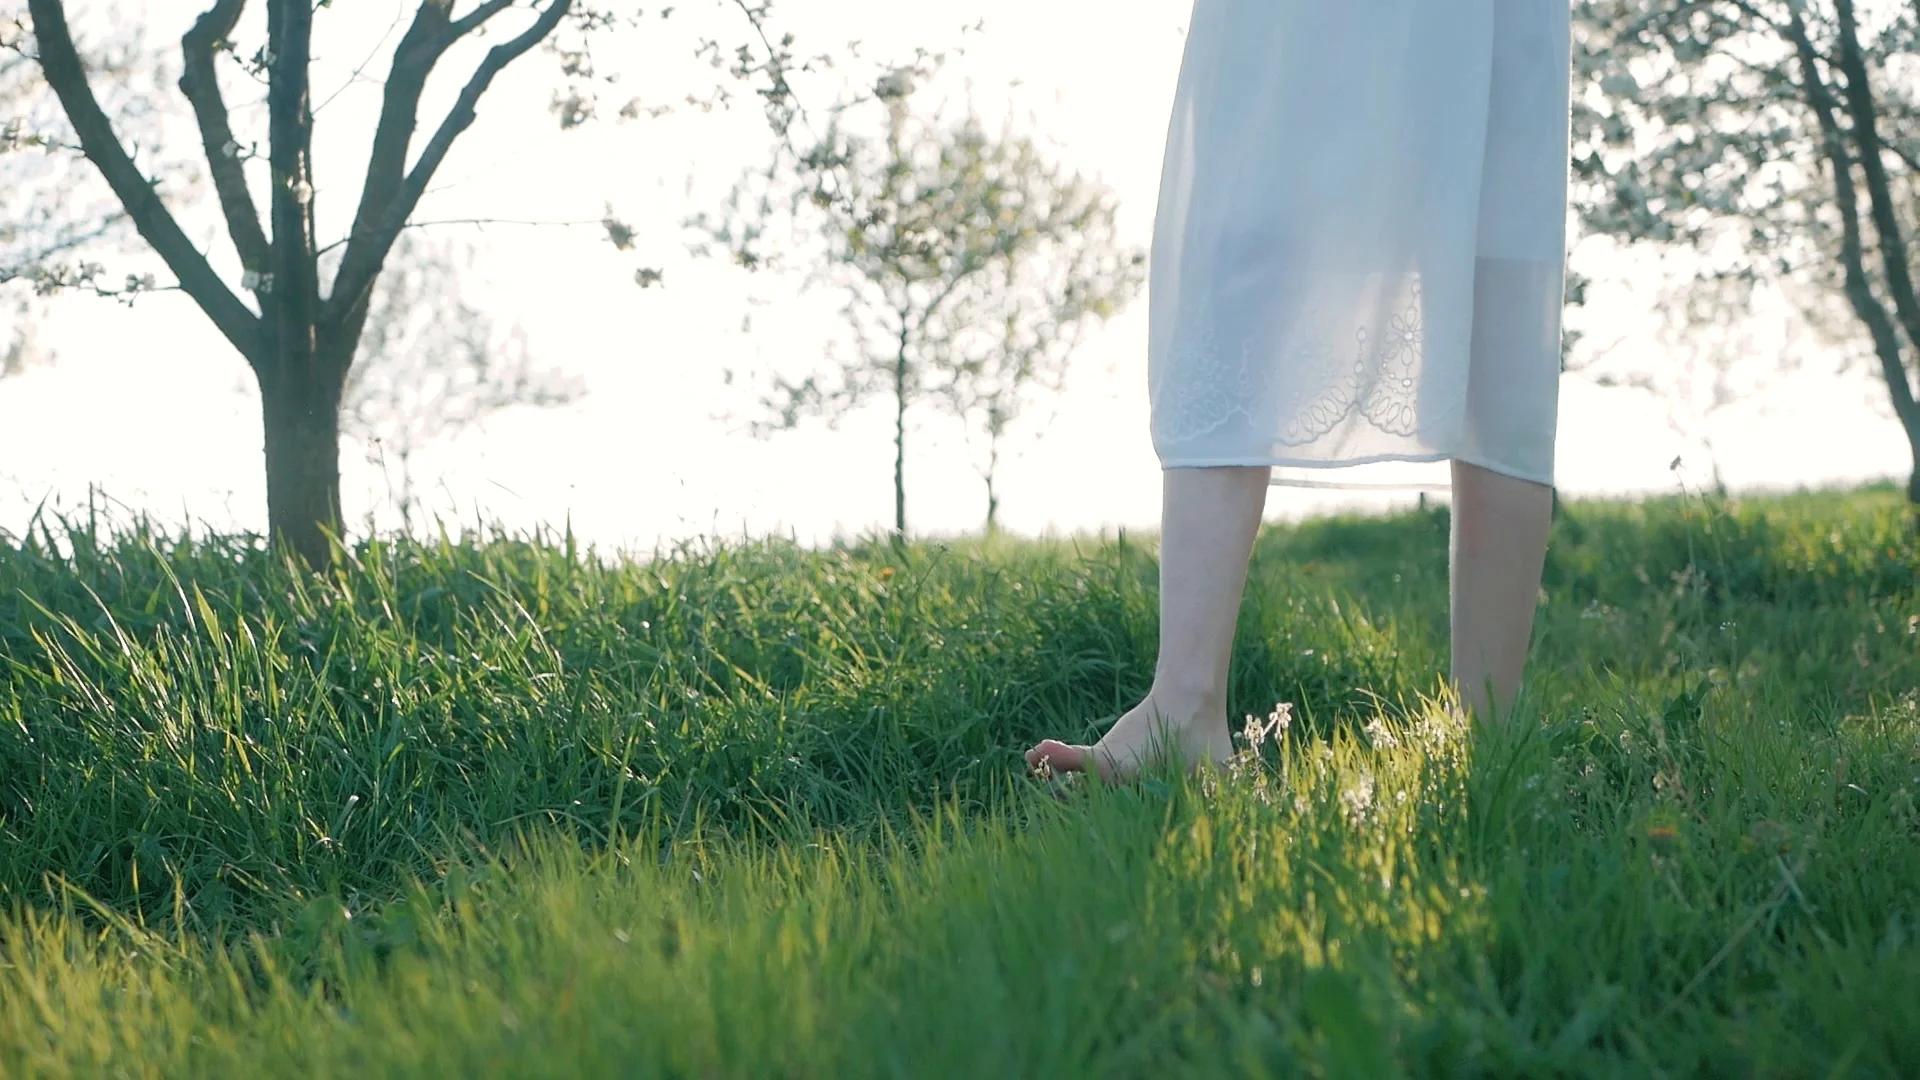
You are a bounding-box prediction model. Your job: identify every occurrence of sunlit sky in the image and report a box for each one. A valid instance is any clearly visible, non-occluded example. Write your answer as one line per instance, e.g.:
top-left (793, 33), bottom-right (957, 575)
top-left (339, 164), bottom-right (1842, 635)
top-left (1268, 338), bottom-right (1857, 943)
top-left (0, 0), bottom-right (1909, 557)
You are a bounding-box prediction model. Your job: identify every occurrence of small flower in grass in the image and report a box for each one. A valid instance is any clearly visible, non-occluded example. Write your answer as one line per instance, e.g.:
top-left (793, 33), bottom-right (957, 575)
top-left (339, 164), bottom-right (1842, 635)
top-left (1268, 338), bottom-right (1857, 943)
top-left (1340, 770), bottom-right (1376, 826)
top-left (1646, 823), bottom-right (1680, 852)
top-left (1362, 715), bottom-right (1398, 749)
top-left (1239, 702), bottom-right (1293, 748)
top-left (1240, 713), bottom-right (1265, 748)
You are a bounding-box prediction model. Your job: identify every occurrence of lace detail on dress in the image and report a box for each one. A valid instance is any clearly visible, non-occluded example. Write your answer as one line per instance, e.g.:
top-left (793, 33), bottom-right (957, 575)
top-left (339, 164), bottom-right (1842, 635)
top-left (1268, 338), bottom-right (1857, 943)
top-left (1361, 279), bottom-right (1423, 436)
top-left (1149, 325), bottom-right (1271, 444)
top-left (1153, 277), bottom-right (1426, 449)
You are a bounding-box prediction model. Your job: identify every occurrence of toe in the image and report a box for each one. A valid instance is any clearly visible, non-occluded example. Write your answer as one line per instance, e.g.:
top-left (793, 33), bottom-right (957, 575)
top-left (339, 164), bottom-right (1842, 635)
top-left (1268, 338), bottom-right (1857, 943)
top-left (1026, 739), bottom-right (1091, 773)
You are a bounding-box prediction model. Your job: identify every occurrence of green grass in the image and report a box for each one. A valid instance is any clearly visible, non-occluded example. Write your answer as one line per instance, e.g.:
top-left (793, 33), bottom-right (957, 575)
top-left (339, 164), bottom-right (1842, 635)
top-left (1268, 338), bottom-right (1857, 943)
top-left (0, 485), bottom-right (1916, 1077)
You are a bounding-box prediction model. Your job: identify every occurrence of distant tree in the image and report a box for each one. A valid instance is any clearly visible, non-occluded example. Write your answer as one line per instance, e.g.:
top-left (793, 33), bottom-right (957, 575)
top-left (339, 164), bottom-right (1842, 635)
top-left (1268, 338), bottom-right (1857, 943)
top-left (340, 231), bottom-right (583, 526)
top-left (1573, 0), bottom-right (1920, 500)
top-left (12, 0), bottom-right (802, 566)
top-left (937, 213), bottom-right (1141, 533)
top-left (696, 64), bottom-right (1143, 537)
top-left (1, 8), bottom-right (163, 378)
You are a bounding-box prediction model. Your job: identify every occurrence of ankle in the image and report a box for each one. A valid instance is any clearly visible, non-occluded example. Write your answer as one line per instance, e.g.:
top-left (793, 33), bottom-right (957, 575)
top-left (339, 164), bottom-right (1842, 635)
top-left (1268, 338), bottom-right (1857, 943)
top-left (1143, 681), bottom-right (1226, 727)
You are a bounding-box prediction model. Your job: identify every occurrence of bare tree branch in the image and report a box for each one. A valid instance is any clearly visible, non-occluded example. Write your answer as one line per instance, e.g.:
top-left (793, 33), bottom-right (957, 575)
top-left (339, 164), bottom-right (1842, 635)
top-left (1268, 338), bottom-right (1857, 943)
top-left (313, 6), bottom-right (410, 117)
top-left (313, 214), bottom-right (613, 259)
top-left (323, 0), bottom-right (569, 342)
top-left (25, 0), bottom-right (261, 358)
top-left (323, 2), bottom-right (464, 342)
top-left (180, 0), bottom-right (268, 272)
top-left (449, 0), bottom-right (520, 40)
top-left (1881, 136), bottom-right (1920, 178)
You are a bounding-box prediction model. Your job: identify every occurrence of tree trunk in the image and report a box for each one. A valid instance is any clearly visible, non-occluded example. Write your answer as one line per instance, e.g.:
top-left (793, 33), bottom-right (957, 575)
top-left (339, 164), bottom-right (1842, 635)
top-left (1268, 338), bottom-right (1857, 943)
top-left (1829, 0), bottom-right (1920, 503)
top-left (893, 337), bottom-right (908, 540)
top-left (261, 370), bottom-right (343, 568)
top-left (984, 428), bottom-right (1001, 535)
top-left (1785, 6), bottom-right (1920, 503)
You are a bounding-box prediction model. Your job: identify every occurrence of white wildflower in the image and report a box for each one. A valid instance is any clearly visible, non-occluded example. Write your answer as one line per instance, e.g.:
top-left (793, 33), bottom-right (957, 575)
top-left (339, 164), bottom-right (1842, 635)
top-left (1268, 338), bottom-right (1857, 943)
top-left (1340, 770), bottom-right (1376, 825)
top-left (1363, 716), bottom-right (1399, 749)
top-left (1240, 702), bottom-right (1293, 748)
top-left (1240, 713), bottom-right (1266, 748)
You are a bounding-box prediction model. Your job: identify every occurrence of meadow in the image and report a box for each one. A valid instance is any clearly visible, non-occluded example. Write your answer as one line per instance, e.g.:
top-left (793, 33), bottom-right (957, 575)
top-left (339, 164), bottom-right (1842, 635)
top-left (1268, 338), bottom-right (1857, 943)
top-left (0, 486), bottom-right (1915, 1077)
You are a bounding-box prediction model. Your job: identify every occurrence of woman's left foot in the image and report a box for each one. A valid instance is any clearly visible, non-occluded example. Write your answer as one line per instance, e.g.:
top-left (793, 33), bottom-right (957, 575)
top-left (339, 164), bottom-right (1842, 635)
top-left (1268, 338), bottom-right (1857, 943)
top-left (1025, 690), bottom-right (1232, 783)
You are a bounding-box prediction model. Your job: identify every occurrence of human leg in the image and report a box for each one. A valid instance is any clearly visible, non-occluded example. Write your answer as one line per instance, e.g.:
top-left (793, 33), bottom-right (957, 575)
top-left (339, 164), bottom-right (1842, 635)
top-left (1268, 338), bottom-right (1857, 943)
top-left (1025, 465), bottom-right (1271, 780)
top-left (1448, 458), bottom-right (1553, 722)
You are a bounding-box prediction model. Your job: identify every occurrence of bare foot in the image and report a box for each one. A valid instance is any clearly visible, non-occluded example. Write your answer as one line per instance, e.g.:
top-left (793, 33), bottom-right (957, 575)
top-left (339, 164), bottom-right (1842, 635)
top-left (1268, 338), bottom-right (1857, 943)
top-left (1024, 691), bottom-right (1233, 783)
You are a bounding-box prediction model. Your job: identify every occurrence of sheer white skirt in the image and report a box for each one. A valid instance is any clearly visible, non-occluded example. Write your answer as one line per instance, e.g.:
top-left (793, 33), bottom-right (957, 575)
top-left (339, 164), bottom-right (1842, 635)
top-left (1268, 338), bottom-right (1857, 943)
top-left (1148, 0), bottom-right (1573, 487)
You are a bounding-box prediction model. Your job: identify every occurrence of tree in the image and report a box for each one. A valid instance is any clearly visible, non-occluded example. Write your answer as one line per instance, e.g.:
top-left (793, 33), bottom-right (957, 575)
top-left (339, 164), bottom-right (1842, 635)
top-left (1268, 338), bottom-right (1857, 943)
top-left (696, 64), bottom-right (1143, 537)
top-left (939, 217), bottom-right (1141, 533)
top-left (16, 0), bottom-right (583, 566)
top-left (341, 231), bottom-right (584, 526)
top-left (1573, 0), bottom-right (1920, 500)
top-left (14, 0), bottom-right (800, 566)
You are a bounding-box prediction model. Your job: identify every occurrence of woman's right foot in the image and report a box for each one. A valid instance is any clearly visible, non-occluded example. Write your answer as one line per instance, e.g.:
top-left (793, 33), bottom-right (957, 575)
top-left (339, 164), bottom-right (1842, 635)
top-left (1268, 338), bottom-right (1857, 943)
top-left (1024, 691), bottom-right (1234, 783)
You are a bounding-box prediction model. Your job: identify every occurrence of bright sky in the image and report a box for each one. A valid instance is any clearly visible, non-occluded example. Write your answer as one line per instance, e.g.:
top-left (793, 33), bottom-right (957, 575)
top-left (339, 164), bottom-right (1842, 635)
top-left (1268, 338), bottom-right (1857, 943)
top-left (0, 0), bottom-right (1910, 557)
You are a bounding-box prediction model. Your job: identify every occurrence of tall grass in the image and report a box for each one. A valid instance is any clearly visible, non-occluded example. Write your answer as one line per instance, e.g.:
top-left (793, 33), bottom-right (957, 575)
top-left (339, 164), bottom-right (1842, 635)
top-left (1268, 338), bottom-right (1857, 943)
top-left (0, 486), bottom-right (1915, 1076)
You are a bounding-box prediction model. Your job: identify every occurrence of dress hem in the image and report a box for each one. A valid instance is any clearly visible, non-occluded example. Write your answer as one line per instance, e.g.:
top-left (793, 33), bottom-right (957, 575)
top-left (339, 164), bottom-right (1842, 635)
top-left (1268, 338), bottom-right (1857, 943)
top-left (1157, 450), bottom-right (1554, 489)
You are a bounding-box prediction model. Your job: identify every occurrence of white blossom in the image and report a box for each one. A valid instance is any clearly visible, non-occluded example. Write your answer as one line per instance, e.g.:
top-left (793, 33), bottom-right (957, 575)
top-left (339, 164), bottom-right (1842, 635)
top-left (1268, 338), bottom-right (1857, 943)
top-left (1363, 715), bottom-right (1399, 749)
top-left (1339, 770), bottom-right (1376, 826)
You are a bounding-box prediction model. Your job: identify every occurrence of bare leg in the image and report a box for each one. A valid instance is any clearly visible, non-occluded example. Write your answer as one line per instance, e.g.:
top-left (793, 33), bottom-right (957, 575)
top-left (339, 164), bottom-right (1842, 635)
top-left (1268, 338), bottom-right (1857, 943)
top-left (1449, 460), bottom-right (1553, 722)
top-left (1026, 465), bottom-right (1270, 781)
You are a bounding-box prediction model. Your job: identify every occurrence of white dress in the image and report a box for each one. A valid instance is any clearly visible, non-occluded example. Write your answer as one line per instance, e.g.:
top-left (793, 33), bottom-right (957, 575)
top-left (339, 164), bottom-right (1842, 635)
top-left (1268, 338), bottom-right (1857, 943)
top-left (1148, 0), bottom-right (1573, 487)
